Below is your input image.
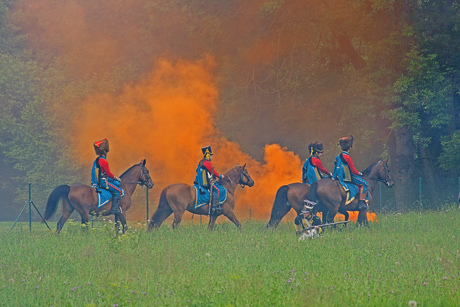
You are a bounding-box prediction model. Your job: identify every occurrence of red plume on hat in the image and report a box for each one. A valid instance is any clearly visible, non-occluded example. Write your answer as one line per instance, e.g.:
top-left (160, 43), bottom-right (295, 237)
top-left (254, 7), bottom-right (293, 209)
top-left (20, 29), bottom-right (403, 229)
top-left (94, 138), bottom-right (109, 155)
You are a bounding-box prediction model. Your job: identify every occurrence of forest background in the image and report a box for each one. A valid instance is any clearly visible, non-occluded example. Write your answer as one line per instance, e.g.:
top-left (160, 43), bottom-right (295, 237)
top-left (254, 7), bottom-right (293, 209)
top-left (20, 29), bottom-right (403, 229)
top-left (1, 0), bottom-right (459, 221)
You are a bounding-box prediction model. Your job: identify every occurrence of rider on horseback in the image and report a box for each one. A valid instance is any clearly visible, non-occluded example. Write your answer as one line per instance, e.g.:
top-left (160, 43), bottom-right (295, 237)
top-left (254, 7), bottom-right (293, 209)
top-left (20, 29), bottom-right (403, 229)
top-left (91, 138), bottom-right (123, 215)
top-left (195, 146), bottom-right (224, 213)
top-left (295, 203), bottom-right (322, 238)
top-left (302, 142), bottom-right (332, 184)
top-left (332, 135), bottom-right (369, 210)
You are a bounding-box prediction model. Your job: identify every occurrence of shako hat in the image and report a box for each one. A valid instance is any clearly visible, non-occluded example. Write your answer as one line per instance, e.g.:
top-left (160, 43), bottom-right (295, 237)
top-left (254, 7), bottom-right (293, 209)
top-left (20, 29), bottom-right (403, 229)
top-left (302, 200), bottom-right (317, 212)
top-left (308, 142), bottom-right (324, 156)
top-left (94, 138), bottom-right (109, 156)
top-left (339, 135), bottom-right (354, 151)
top-left (201, 146), bottom-right (213, 160)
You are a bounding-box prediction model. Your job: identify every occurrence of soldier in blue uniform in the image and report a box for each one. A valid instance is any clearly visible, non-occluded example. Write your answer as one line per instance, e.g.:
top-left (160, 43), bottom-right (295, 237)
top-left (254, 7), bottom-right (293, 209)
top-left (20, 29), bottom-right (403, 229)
top-left (91, 139), bottom-right (123, 214)
top-left (195, 146), bottom-right (224, 213)
top-left (302, 142), bottom-right (332, 184)
top-left (332, 135), bottom-right (369, 210)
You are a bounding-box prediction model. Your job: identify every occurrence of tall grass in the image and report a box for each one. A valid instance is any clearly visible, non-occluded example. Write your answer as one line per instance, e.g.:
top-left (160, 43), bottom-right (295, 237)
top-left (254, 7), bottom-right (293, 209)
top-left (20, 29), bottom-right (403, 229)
top-left (1, 208), bottom-right (460, 306)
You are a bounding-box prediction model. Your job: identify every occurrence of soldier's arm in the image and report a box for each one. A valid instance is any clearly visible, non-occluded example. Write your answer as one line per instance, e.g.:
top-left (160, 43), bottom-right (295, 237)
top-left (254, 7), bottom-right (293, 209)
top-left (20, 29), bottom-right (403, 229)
top-left (98, 159), bottom-right (117, 179)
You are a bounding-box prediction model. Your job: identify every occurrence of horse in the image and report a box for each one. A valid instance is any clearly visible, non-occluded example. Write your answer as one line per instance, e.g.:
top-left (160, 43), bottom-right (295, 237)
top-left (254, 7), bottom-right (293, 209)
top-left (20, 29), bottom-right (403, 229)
top-left (43, 159), bottom-right (154, 233)
top-left (306, 160), bottom-right (394, 226)
top-left (148, 164), bottom-right (254, 230)
top-left (265, 182), bottom-right (350, 229)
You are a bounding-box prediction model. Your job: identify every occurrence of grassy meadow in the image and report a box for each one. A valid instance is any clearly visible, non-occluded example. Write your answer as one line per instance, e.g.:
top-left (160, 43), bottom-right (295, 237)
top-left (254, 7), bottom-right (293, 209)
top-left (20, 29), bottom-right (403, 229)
top-left (1, 209), bottom-right (460, 307)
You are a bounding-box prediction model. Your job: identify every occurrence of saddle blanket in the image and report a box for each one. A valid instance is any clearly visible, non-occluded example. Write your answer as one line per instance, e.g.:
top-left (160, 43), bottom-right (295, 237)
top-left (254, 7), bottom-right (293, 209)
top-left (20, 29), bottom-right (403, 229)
top-left (338, 182), bottom-right (360, 205)
top-left (96, 188), bottom-right (125, 209)
top-left (193, 184), bottom-right (228, 209)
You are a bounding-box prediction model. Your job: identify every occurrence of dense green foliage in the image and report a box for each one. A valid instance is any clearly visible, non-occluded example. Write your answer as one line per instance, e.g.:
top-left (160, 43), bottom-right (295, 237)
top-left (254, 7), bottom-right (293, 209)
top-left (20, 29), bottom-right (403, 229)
top-left (1, 210), bottom-right (460, 306)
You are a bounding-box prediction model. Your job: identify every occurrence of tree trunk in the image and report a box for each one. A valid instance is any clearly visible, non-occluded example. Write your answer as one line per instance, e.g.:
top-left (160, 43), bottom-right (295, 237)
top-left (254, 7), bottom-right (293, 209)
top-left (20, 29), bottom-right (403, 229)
top-left (387, 129), bottom-right (418, 211)
top-left (418, 144), bottom-right (438, 205)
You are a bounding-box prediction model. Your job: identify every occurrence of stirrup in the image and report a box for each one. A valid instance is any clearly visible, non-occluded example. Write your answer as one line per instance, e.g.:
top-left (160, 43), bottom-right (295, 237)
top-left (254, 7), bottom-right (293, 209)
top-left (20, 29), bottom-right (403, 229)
top-left (211, 205), bottom-right (222, 212)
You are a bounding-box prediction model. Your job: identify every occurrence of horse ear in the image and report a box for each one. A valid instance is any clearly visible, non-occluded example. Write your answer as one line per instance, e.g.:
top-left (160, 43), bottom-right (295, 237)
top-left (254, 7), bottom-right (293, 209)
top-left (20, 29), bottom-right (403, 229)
top-left (243, 163), bottom-right (246, 170)
top-left (142, 159), bottom-right (146, 166)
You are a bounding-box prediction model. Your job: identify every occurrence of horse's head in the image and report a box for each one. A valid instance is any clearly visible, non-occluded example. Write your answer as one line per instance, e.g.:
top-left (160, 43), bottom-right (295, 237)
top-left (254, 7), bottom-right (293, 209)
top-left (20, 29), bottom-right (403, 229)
top-left (138, 159), bottom-right (154, 189)
top-left (377, 160), bottom-right (394, 187)
top-left (237, 164), bottom-right (255, 188)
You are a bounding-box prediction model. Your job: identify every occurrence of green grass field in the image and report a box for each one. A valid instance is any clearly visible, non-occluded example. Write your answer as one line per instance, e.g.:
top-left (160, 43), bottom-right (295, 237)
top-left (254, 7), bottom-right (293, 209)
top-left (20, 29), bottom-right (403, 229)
top-left (1, 209), bottom-right (460, 306)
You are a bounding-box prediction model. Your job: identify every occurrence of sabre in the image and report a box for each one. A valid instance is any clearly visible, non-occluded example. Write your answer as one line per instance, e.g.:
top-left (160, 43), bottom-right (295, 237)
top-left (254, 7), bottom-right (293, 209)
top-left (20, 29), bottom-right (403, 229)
top-left (208, 167), bottom-right (214, 216)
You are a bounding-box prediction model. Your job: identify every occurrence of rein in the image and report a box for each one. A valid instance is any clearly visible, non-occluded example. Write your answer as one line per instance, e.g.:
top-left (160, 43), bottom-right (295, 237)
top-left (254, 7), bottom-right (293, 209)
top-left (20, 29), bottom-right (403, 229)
top-left (365, 161), bottom-right (390, 184)
top-left (221, 174), bottom-right (235, 195)
top-left (221, 167), bottom-right (250, 195)
top-left (124, 181), bottom-right (143, 185)
top-left (121, 164), bottom-right (150, 187)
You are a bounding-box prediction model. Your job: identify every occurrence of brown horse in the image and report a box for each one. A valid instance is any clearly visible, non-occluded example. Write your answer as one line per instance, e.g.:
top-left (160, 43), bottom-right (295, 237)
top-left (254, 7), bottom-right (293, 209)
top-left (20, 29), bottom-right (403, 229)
top-left (265, 182), bottom-right (350, 229)
top-left (306, 160), bottom-right (394, 225)
top-left (43, 159), bottom-right (154, 233)
top-left (148, 165), bottom-right (254, 230)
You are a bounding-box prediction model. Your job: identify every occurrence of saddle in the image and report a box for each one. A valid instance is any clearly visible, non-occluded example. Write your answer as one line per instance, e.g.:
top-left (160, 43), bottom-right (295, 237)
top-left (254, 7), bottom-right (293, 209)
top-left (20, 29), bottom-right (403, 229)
top-left (92, 186), bottom-right (125, 209)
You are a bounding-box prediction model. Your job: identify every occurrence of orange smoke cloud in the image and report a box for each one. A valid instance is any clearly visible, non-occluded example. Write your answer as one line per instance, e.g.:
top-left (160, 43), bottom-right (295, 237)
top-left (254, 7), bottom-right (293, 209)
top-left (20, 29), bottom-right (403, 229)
top-left (68, 56), bottom-right (378, 224)
top-left (70, 57), bottom-right (304, 221)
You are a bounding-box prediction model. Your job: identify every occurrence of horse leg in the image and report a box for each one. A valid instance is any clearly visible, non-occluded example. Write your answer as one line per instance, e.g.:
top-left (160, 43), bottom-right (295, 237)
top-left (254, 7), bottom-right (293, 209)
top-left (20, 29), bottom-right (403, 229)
top-left (223, 211), bottom-right (241, 229)
top-left (324, 204), bottom-right (338, 224)
top-left (114, 214), bottom-right (119, 233)
top-left (172, 209), bottom-right (185, 229)
top-left (338, 207), bottom-right (349, 221)
top-left (357, 209), bottom-right (369, 227)
top-left (80, 211), bottom-right (90, 227)
top-left (116, 213), bottom-right (128, 234)
top-left (207, 214), bottom-right (218, 230)
top-left (56, 198), bottom-right (74, 234)
top-left (319, 210), bottom-right (328, 224)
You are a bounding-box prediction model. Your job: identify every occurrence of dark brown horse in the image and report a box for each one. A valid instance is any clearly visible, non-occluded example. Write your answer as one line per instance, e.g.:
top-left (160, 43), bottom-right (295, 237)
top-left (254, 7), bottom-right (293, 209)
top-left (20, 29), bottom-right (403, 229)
top-left (44, 159), bottom-right (154, 233)
top-left (306, 160), bottom-right (394, 225)
top-left (265, 182), bottom-right (350, 229)
top-left (148, 165), bottom-right (254, 230)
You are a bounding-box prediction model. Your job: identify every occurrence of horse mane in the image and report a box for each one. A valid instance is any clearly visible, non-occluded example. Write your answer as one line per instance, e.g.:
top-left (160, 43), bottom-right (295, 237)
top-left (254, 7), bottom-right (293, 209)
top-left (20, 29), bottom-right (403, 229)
top-left (361, 162), bottom-right (378, 176)
top-left (221, 165), bottom-right (243, 185)
top-left (120, 164), bottom-right (138, 178)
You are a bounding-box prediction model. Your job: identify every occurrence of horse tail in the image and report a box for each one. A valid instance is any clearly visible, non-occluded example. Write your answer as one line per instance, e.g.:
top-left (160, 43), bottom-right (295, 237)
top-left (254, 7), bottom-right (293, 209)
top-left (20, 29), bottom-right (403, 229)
top-left (44, 185), bottom-right (70, 221)
top-left (266, 185), bottom-right (290, 229)
top-left (148, 188), bottom-right (172, 230)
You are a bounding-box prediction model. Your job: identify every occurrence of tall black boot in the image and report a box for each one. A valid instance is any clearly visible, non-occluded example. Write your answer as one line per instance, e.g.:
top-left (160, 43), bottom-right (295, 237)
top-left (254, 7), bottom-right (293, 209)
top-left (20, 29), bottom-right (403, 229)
top-left (211, 192), bottom-right (221, 215)
top-left (110, 195), bottom-right (122, 214)
top-left (357, 186), bottom-right (368, 210)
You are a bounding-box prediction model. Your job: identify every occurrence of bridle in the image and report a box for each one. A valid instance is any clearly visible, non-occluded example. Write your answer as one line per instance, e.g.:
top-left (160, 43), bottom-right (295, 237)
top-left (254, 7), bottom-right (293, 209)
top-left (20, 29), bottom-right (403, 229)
top-left (223, 166), bottom-right (253, 194)
top-left (123, 164), bottom-right (153, 187)
top-left (238, 168), bottom-right (252, 188)
top-left (367, 161), bottom-right (391, 185)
